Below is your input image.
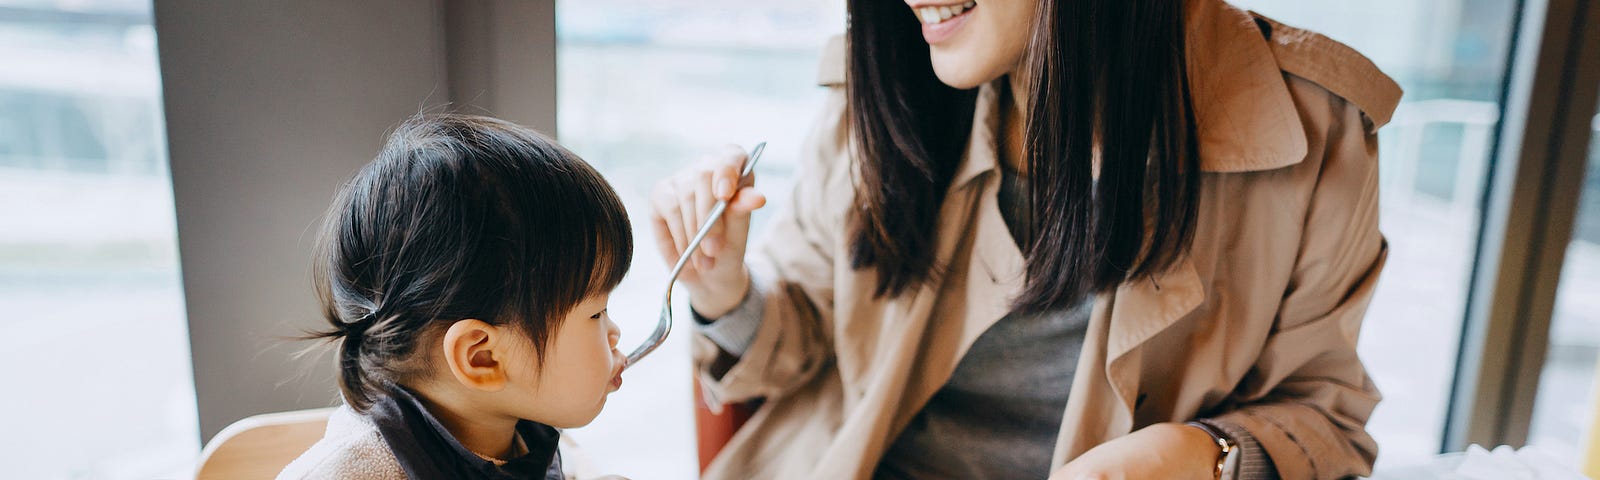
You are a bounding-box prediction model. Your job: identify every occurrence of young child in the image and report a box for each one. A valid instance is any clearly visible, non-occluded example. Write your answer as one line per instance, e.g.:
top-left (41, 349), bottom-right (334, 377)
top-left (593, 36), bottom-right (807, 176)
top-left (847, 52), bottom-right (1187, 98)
top-left (279, 114), bottom-right (632, 480)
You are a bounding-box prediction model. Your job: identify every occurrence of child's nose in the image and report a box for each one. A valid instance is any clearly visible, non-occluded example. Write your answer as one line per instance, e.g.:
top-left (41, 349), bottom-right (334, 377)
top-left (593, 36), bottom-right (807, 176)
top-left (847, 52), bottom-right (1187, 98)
top-left (606, 318), bottom-right (620, 347)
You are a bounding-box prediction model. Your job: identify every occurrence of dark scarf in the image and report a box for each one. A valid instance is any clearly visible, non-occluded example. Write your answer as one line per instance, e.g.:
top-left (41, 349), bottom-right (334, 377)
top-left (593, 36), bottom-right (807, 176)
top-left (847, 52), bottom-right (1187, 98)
top-left (366, 384), bottom-right (565, 480)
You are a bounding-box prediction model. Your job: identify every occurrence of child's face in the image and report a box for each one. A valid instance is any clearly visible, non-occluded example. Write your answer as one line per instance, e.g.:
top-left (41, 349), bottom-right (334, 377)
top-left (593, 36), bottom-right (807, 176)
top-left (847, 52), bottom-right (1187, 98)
top-left (502, 292), bottom-right (625, 428)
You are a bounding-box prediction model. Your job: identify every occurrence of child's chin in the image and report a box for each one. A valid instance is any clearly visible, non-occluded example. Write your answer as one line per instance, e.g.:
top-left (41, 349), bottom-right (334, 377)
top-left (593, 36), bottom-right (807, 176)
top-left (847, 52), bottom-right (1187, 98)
top-left (549, 403), bottom-right (605, 429)
top-left (548, 418), bottom-right (593, 429)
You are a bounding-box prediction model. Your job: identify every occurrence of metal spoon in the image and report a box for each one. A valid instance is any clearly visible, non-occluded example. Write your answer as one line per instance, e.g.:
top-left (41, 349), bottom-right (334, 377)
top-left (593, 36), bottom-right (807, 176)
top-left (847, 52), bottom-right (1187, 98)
top-left (624, 141), bottom-right (766, 368)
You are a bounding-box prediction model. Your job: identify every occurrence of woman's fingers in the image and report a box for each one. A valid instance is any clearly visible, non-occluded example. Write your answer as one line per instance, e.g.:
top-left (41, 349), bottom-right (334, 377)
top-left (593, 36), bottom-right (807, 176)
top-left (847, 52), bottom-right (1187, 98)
top-left (648, 213), bottom-right (696, 282)
top-left (649, 181), bottom-right (688, 259)
top-left (729, 186), bottom-right (768, 212)
top-left (693, 170), bottom-right (717, 260)
top-left (705, 146), bottom-right (748, 255)
top-left (647, 144), bottom-right (767, 292)
top-left (711, 145), bottom-right (747, 201)
top-left (721, 186), bottom-right (766, 258)
top-left (673, 174), bottom-right (702, 267)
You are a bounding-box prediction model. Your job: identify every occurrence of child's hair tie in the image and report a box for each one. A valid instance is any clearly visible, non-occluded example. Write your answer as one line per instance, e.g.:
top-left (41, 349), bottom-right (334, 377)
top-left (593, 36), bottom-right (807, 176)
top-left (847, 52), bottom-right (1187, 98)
top-left (340, 307), bottom-right (381, 342)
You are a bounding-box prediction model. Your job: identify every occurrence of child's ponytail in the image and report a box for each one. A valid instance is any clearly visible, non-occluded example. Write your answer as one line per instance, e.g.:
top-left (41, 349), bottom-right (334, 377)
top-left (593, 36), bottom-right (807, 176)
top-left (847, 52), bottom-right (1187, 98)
top-left (304, 277), bottom-right (392, 411)
top-left (335, 325), bottom-right (374, 409)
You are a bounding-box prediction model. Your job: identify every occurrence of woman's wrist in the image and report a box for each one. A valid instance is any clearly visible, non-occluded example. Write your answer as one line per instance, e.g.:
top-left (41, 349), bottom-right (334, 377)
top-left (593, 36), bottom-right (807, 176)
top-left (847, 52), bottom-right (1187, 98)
top-left (1048, 422), bottom-right (1229, 480)
top-left (1159, 422), bottom-right (1228, 479)
top-left (1184, 422), bottom-right (1228, 476)
top-left (688, 267), bottom-right (752, 320)
top-left (1184, 421), bottom-right (1236, 479)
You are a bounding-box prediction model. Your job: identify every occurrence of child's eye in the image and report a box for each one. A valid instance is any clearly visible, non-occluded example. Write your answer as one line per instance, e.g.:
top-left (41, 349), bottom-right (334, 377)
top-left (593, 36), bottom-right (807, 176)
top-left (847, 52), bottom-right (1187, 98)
top-left (590, 308), bottom-right (607, 320)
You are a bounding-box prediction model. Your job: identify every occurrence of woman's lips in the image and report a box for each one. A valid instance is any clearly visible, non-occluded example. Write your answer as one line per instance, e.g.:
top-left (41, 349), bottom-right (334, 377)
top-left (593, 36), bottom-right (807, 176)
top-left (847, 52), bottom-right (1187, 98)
top-left (915, 2), bottom-right (976, 45)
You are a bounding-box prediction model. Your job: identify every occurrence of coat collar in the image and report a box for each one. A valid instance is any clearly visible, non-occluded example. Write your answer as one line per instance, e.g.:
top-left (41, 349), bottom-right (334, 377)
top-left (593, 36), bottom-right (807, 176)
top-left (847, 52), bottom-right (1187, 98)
top-left (950, 0), bottom-right (1308, 188)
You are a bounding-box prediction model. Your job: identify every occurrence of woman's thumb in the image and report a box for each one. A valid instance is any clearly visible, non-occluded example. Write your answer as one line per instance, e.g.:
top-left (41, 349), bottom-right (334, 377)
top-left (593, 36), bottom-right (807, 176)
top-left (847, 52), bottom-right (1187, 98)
top-left (723, 187), bottom-right (766, 247)
top-left (729, 187), bottom-right (766, 213)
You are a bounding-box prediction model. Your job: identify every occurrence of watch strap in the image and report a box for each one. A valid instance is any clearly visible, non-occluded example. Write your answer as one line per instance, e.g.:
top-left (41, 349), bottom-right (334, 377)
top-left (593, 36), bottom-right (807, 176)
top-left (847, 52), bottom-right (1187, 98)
top-left (1186, 421), bottom-right (1238, 480)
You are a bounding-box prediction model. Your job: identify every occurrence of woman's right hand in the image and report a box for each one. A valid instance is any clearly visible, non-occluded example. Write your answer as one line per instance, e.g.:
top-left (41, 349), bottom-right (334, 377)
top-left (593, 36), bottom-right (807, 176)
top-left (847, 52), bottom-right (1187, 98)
top-left (649, 145), bottom-right (768, 319)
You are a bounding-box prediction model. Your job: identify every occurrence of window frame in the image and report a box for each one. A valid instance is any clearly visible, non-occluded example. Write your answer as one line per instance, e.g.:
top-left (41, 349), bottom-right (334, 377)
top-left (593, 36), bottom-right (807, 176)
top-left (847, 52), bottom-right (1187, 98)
top-left (1444, 0), bottom-right (1600, 451)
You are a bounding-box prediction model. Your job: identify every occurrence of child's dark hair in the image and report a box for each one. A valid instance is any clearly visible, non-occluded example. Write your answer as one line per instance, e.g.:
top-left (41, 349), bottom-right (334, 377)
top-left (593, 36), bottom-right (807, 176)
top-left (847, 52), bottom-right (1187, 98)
top-left (307, 114), bottom-right (633, 412)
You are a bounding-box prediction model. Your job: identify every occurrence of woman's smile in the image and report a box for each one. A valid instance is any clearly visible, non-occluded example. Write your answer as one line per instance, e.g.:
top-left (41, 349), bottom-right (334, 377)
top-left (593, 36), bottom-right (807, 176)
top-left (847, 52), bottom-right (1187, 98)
top-left (910, 1), bottom-right (977, 44)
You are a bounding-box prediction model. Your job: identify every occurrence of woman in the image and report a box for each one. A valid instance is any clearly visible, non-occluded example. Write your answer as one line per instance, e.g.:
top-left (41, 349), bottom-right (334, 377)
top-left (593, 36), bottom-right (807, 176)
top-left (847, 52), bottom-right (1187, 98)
top-left (649, 0), bottom-right (1401, 478)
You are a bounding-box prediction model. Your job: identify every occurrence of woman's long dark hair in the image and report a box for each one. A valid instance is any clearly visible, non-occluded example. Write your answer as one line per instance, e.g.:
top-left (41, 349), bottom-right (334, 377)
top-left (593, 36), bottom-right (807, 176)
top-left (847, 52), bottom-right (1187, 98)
top-left (846, 0), bottom-right (1200, 313)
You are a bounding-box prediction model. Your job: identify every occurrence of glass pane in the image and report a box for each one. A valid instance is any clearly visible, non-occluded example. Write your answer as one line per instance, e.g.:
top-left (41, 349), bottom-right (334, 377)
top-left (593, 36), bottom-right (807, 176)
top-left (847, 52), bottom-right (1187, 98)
top-left (0, 0), bottom-right (196, 478)
top-left (557, 1), bottom-right (844, 478)
top-left (1526, 102), bottom-right (1600, 467)
top-left (1207, 0), bottom-right (1521, 469)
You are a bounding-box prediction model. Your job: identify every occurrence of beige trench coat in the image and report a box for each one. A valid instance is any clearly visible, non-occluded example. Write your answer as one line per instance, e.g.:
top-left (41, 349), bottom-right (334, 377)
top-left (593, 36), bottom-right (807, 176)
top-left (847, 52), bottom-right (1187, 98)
top-left (692, 1), bottom-right (1403, 478)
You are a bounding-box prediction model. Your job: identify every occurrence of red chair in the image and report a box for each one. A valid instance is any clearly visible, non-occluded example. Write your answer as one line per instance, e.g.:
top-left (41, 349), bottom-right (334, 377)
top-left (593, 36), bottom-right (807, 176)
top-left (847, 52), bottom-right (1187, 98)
top-left (693, 376), bottom-right (760, 473)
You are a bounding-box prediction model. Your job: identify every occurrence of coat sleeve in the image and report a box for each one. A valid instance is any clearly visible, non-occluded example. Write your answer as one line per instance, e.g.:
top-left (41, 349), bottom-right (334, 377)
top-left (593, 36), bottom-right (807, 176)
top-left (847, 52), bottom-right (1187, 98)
top-left (691, 81), bottom-right (851, 408)
top-left (1206, 81), bottom-right (1387, 480)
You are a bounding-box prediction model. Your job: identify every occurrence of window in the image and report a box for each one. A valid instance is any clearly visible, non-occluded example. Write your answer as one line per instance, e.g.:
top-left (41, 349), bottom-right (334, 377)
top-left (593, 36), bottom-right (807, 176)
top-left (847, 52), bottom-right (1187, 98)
top-left (0, 0), bottom-right (196, 478)
top-left (556, 0), bottom-right (844, 478)
top-left (1230, 0), bottom-right (1520, 467)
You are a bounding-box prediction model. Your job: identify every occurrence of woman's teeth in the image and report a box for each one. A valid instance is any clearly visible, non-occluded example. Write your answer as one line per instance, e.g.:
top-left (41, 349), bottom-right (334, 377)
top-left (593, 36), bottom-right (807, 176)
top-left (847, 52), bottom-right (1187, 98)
top-left (917, 1), bottom-right (976, 25)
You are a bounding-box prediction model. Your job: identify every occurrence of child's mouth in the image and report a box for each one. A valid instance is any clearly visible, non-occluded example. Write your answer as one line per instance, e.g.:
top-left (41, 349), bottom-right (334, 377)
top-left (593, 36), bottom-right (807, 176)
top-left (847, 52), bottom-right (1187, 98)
top-left (609, 357), bottom-right (626, 390)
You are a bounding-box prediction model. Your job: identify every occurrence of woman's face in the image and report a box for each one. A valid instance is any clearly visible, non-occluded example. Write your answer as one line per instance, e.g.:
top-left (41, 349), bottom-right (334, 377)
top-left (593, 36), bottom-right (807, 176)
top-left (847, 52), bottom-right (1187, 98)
top-left (906, 0), bottom-right (1035, 89)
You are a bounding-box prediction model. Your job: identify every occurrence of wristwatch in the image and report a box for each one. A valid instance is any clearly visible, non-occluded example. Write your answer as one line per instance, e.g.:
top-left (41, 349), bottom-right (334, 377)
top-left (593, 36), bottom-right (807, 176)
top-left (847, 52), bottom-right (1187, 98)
top-left (1186, 421), bottom-right (1239, 480)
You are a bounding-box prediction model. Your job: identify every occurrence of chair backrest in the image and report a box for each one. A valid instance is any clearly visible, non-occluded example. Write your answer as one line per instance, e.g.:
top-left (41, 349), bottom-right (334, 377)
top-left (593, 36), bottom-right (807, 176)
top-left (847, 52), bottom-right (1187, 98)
top-left (694, 376), bottom-right (758, 473)
top-left (194, 407), bottom-right (336, 480)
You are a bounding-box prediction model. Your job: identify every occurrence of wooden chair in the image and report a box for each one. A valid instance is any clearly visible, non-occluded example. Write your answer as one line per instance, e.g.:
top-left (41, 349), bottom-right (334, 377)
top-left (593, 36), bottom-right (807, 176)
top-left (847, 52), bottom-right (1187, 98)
top-left (1582, 363), bottom-right (1600, 478)
top-left (194, 407), bottom-right (335, 480)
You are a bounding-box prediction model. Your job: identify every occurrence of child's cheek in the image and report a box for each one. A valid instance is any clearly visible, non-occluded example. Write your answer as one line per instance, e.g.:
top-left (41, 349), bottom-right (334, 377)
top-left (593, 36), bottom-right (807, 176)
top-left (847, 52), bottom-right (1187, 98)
top-left (595, 334), bottom-right (613, 369)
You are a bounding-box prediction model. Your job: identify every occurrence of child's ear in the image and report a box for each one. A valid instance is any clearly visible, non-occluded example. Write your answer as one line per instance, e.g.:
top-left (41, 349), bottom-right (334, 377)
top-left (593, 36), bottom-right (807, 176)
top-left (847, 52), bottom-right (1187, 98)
top-left (440, 319), bottom-right (508, 392)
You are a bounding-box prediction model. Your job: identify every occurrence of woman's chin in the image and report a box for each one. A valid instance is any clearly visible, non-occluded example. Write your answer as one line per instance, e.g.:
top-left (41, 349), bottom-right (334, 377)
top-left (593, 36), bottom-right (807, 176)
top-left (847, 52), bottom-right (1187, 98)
top-left (929, 54), bottom-right (1004, 90)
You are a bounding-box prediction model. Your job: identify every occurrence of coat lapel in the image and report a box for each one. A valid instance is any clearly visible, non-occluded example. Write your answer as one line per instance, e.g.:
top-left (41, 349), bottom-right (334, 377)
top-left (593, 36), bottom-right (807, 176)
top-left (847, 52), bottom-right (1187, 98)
top-left (1104, 259), bottom-right (1205, 411)
top-left (882, 80), bottom-right (1025, 443)
top-left (1106, 260), bottom-right (1206, 362)
top-left (1051, 258), bottom-right (1205, 465)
